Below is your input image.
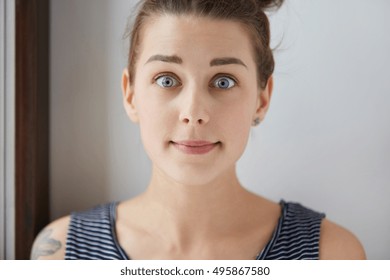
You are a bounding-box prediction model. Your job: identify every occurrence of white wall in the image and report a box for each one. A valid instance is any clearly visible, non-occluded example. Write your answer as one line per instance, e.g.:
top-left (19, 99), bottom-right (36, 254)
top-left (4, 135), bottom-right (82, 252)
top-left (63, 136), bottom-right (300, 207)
top-left (50, 0), bottom-right (390, 259)
top-left (0, 0), bottom-right (5, 259)
top-left (1, 0), bottom-right (15, 260)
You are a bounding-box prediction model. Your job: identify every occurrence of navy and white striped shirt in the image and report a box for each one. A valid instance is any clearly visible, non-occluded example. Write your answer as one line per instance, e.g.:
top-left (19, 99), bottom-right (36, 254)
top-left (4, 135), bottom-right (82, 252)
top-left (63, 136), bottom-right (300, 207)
top-left (65, 201), bottom-right (325, 260)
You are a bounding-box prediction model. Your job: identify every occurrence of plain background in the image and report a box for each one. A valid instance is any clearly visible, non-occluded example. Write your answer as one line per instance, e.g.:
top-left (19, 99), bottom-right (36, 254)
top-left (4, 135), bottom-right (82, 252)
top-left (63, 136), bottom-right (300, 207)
top-left (50, 0), bottom-right (390, 259)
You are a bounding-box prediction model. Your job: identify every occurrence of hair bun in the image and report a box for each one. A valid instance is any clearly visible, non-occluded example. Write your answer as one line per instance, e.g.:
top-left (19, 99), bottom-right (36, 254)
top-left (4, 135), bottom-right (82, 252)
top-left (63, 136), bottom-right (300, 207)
top-left (256, 0), bottom-right (284, 10)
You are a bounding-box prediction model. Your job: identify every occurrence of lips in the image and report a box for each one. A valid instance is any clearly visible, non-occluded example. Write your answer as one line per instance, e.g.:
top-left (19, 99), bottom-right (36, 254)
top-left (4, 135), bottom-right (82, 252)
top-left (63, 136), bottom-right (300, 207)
top-left (171, 140), bottom-right (220, 155)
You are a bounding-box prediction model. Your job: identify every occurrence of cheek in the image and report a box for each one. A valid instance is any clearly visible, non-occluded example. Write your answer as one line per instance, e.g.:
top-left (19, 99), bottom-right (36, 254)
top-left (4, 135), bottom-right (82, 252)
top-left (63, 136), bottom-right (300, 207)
top-left (137, 101), bottom-right (169, 140)
top-left (134, 82), bottom-right (164, 126)
top-left (135, 94), bottom-right (177, 158)
top-left (220, 101), bottom-right (253, 155)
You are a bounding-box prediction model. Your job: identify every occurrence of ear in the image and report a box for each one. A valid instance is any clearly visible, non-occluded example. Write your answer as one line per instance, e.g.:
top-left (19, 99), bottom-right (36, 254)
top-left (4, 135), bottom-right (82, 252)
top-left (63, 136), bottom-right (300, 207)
top-left (122, 68), bottom-right (139, 123)
top-left (254, 76), bottom-right (274, 122)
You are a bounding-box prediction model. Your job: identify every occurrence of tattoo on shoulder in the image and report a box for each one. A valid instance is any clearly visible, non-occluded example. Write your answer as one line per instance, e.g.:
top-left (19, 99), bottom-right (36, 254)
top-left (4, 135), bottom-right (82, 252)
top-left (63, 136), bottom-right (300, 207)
top-left (31, 228), bottom-right (62, 260)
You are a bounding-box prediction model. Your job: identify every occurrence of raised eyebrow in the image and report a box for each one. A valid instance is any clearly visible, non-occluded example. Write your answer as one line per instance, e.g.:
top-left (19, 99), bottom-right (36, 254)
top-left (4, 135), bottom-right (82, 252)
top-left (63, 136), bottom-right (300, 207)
top-left (145, 54), bottom-right (183, 64)
top-left (210, 57), bottom-right (247, 68)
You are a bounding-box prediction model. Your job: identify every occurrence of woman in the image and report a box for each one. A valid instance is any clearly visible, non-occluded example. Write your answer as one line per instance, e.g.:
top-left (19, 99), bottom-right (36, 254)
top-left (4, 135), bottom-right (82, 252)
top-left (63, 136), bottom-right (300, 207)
top-left (31, 0), bottom-right (366, 260)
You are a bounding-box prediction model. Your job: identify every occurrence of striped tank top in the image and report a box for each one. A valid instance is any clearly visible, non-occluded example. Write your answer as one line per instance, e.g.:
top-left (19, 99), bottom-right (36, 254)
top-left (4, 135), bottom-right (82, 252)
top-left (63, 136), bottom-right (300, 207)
top-left (65, 201), bottom-right (325, 260)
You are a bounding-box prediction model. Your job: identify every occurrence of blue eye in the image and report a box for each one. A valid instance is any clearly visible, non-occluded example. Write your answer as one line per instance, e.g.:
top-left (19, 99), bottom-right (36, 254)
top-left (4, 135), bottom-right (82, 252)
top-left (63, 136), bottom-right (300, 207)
top-left (212, 76), bottom-right (236, 89)
top-left (155, 75), bottom-right (180, 88)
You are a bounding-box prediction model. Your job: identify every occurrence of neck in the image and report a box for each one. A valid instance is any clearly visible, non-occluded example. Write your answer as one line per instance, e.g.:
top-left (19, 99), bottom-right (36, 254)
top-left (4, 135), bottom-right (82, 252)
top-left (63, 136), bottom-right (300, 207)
top-left (143, 164), bottom-right (251, 242)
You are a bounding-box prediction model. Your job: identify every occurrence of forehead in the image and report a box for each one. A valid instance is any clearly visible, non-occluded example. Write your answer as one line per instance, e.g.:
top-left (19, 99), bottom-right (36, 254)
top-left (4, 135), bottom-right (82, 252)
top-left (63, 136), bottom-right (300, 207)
top-left (137, 14), bottom-right (255, 65)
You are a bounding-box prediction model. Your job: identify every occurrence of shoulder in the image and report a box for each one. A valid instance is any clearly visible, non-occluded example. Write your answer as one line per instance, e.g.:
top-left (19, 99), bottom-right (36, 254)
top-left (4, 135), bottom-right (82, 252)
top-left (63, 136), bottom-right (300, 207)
top-left (319, 219), bottom-right (366, 259)
top-left (30, 215), bottom-right (70, 260)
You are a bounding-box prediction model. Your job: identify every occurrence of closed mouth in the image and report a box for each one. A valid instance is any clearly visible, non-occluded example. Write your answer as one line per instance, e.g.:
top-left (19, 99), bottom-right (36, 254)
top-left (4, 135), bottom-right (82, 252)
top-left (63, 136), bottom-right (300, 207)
top-left (170, 140), bottom-right (220, 154)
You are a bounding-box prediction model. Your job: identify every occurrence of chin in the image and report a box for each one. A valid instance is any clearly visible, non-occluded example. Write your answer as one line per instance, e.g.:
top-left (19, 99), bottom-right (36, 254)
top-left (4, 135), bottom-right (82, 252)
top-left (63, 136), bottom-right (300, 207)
top-left (164, 165), bottom-right (222, 187)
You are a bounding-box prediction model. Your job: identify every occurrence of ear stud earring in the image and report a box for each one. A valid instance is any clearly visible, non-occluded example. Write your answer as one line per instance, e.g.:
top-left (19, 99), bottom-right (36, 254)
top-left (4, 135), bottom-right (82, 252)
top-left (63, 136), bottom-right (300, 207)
top-left (252, 117), bottom-right (261, 126)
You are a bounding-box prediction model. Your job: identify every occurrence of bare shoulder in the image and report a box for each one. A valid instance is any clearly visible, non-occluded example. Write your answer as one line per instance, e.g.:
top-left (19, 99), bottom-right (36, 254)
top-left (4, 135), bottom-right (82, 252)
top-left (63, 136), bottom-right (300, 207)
top-left (319, 219), bottom-right (366, 260)
top-left (30, 215), bottom-right (71, 260)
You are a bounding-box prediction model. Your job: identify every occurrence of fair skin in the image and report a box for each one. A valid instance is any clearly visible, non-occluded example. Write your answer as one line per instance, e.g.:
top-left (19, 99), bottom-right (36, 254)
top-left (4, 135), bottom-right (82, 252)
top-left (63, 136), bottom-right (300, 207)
top-left (30, 15), bottom-right (366, 260)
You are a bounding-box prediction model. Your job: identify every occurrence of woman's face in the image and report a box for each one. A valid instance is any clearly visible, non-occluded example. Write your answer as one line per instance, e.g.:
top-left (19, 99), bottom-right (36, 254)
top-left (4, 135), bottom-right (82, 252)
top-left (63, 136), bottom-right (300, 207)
top-left (122, 15), bottom-right (271, 186)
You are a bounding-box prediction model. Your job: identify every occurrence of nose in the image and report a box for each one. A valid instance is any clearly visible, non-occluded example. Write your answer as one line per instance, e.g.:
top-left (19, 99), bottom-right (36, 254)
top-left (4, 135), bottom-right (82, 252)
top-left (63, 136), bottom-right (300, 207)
top-left (178, 87), bottom-right (210, 126)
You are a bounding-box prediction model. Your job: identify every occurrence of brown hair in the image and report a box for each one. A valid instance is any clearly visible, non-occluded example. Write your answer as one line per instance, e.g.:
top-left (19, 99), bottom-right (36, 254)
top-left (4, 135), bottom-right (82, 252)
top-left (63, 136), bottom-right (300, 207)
top-left (126, 0), bottom-right (284, 89)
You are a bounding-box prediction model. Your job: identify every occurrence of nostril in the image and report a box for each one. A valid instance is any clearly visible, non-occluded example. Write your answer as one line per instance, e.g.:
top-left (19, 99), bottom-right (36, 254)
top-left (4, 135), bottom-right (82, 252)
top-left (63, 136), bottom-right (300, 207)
top-left (180, 111), bottom-right (209, 125)
top-left (181, 117), bottom-right (205, 125)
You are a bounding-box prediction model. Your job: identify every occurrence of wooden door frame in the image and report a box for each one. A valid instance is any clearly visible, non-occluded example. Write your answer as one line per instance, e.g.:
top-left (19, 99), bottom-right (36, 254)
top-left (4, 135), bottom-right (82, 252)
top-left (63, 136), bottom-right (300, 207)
top-left (15, 0), bottom-right (49, 259)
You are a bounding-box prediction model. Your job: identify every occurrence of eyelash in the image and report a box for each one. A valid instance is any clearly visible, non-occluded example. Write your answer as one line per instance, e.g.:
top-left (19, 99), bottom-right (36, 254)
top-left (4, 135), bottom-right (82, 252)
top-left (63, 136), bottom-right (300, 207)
top-left (153, 73), bottom-right (238, 89)
top-left (210, 74), bottom-right (237, 89)
top-left (154, 73), bottom-right (181, 88)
